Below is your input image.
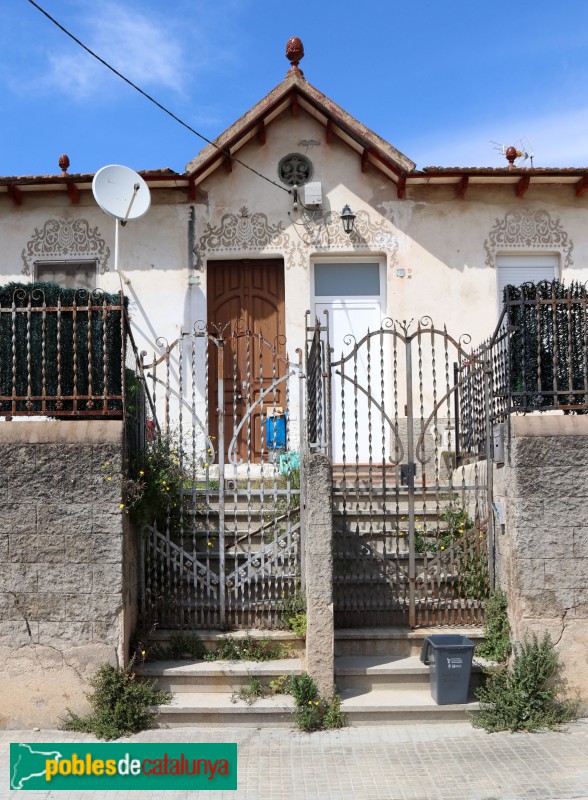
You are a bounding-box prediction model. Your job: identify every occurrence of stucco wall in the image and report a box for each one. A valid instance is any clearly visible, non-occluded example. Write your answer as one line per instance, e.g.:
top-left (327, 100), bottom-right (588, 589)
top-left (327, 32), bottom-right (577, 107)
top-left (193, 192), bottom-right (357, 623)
top-left (494, 415), bottom-right (588, 702)
top-left (2, 105), bottom-right (588, 431)
top-left (0, 420), bottom-right (134, 729)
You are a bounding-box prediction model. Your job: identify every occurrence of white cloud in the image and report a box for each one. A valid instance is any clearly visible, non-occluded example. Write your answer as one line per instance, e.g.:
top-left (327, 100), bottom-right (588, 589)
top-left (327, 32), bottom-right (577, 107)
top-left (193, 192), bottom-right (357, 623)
top-left (11, 1), bottom-right (189, 101)
top-left (409, 106), bottom-right (588, 169)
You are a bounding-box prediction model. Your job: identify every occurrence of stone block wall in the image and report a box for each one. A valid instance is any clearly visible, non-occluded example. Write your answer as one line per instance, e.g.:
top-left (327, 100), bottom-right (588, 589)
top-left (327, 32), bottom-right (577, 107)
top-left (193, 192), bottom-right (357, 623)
top-left (494, 415), bottom-right (588, 702)
top-left (0, 420), bottom-right (136, 728)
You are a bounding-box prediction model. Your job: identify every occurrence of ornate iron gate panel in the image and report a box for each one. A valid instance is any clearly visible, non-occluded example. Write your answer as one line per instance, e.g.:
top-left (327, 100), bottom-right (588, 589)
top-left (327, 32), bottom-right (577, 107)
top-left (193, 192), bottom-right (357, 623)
top-left (140, 322), bottom-right (302, 630)
top-left (306, 314), bottom-right (493, 627)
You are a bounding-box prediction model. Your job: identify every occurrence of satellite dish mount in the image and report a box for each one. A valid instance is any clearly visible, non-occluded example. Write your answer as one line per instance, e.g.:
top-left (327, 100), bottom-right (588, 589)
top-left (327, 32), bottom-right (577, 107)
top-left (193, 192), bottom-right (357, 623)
top-left (92, 165), bottom-right (151, 272)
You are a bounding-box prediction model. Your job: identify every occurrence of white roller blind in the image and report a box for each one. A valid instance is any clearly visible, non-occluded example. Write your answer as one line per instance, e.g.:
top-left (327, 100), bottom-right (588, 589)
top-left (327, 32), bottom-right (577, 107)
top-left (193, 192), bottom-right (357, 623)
top-left (496, 254), bottom-right (558, 305)
top-left (36, 260), bottom-right (96, 290)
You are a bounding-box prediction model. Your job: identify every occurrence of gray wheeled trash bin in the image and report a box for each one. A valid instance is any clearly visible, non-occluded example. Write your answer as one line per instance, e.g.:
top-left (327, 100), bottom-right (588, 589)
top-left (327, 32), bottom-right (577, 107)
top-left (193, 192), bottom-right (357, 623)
top-left (419, 634), bottom-right (475, 704)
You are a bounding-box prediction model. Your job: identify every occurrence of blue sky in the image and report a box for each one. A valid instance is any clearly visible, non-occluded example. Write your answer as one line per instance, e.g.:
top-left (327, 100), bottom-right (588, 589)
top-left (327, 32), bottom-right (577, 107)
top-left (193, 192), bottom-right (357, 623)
top-left (2, 0), bottom-right (588, 177)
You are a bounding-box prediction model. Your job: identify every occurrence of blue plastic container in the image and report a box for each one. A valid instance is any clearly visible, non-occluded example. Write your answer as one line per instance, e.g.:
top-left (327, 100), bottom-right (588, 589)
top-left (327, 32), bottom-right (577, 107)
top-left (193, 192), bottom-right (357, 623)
top-left (263, 413), bottom-right (287, 450)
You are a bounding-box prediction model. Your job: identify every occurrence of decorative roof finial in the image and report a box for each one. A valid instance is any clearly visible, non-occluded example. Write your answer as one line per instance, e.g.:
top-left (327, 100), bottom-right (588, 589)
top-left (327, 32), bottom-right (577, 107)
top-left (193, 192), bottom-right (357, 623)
top-left (286, 36), bottom-right (304, 77)
top-left (59, 154), bottom-right (70, 175)
top-left (505, 146), bottom-right (518, 170)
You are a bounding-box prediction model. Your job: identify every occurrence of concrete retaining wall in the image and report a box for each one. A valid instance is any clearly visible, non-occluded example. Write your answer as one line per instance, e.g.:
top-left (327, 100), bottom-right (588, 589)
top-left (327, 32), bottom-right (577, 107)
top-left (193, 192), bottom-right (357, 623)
top-left (0, 420), bottom-right (135, 728)
top-left (494, 415), bottom-right (588, 702)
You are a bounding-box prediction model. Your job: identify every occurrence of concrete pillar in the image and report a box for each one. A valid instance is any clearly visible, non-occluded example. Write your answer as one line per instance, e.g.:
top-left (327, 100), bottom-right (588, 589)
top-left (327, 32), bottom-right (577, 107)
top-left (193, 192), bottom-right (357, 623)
top-left (302, 451), bottom-right (334, 697)
top-left (494, 416), bottom-right (588, 703)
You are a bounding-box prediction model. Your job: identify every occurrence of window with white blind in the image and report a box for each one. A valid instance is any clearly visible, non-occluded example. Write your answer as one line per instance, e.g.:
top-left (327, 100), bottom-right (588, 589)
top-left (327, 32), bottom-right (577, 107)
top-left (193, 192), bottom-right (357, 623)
top-left (35, 260), bottom-right (97, 290)
top-left (496, 254), bottom-right (559, 307)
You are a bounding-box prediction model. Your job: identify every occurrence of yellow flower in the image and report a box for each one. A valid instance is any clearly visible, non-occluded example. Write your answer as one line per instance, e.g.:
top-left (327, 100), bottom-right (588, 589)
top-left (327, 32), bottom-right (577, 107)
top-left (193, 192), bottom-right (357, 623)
top-left (106, 476), bottom-right (112, 481)
top-left (139, 470), bottom-right (144, 476)
top-left (141, 649), bottom-right (146, 656)
top-left (119, 503), bottom-right (125, 509)
top-left (104, 461), bottom-right (110, 466)
top-left (308, 701), bottom-right (312, 705)
top-left (208, 541), bottom-right (213, 547)
top-left (314, 701), bottom-right (319, 706)
top-left (166, 487), bottom-right (170, 491)
top-left (204, 462), bottom-right (209, 467)
top-left (440, 546), bottom-right (445, 551)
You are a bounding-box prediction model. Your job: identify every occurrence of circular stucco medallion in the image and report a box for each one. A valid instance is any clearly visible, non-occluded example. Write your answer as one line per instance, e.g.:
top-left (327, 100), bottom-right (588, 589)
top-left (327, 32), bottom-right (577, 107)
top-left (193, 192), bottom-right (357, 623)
top-left (278, 153), bottom-right (313, 186)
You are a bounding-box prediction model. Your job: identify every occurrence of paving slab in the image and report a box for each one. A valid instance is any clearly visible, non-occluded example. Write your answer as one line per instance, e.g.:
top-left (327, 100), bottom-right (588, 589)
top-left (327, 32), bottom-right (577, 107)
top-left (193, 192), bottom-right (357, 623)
top-left (2, 720), bottom-right (588, 799)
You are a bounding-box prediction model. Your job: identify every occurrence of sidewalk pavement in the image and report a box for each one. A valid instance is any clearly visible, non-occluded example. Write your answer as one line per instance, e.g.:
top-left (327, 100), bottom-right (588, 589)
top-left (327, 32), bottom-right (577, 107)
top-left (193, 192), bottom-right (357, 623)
top-left (2, 720), bottom-right (588, 800)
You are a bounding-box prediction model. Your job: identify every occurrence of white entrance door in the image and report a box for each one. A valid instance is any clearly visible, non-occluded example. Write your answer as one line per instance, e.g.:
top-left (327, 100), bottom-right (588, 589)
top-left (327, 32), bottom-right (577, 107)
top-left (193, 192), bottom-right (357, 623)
top-left (313, 261), bottom-right (384, 463)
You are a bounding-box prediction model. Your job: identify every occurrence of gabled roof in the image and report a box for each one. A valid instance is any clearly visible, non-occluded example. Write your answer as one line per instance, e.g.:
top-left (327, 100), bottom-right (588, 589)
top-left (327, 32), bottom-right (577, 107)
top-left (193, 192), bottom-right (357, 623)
top-left (185, 71), bottom-right (416, 188)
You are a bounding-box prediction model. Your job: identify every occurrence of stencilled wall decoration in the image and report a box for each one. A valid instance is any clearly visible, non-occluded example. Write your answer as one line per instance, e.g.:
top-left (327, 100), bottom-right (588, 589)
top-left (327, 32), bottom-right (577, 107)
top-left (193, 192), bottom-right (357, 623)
top-left (195, 207), bottom-right (292, 270)
top-left (484, 209), bottom-right (573, 268)
top-left (195, 206), bottom-right (399, 270)
top-left (21, 218), bottom-right (111, 276)
top-left (294, 209), bottom-right (399, 266)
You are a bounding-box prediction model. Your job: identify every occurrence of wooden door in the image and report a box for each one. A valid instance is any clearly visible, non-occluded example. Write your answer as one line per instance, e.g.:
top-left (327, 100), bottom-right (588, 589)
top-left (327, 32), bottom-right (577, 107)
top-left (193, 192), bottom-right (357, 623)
top-left (207, 259), bottom-right (285, 463)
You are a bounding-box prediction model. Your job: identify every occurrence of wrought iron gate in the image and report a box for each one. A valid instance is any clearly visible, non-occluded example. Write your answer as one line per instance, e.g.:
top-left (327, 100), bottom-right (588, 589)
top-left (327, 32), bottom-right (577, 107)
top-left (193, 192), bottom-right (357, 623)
top-left (140, 322), bottom-right (302, 630)
top-left (306, 313), bottom-right (493, 627)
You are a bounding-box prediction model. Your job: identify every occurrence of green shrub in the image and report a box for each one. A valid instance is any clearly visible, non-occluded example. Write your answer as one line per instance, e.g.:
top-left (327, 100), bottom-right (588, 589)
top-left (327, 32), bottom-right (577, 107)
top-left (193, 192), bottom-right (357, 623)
top-left (289, 673), bottom-right (319, 706)
top-left (476, 587), bottom-right (511, 662)
top-left (206, 634), bottom-right (288, 662)
top-left (60, 657), bottom-right (171, 740)
top-left (322, 693), bottom-right (347, 729)
top-left (472, 632), bottom-right (579, 732)
top-left (277, 592), bottom-right (307, 634)
top-left (295, 701), bottom-right (325, 732)
top-left (141, 632), bottom-right (207, 662)
top-left (123, 430), bottom-right (188, 530)
top-left (289, 673), bottom-right (347, 732)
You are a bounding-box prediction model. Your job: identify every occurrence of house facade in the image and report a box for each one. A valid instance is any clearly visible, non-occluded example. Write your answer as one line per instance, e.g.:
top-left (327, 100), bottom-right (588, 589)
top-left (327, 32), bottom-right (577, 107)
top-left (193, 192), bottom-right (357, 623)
top-left (1, 41), bottom-right (586, 420)
top-left (3, 38), bottom-right (588, 726)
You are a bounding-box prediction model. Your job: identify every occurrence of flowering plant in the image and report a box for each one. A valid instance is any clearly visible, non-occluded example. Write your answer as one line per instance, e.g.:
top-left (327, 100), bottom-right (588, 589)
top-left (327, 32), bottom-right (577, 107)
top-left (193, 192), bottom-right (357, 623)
top-left (124, 429), bottom-right (189, 530)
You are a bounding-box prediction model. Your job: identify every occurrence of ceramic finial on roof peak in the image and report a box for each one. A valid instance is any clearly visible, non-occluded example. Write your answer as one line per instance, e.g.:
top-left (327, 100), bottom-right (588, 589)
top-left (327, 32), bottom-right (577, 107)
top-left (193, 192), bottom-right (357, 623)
top-left (58, 154), bottom-right (70, 175)
top-left (286, 36), bottom-right (304, 77)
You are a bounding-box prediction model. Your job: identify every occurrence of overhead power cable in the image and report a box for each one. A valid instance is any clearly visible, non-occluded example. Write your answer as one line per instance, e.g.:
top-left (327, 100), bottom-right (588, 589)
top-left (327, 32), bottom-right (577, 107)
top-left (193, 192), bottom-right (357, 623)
top-left (26, 0), bottom-right (291, 194)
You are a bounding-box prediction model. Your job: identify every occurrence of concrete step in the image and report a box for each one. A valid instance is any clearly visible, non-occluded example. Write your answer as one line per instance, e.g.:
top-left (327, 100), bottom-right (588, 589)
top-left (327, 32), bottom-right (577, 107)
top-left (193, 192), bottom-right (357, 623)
top-left (141, 631), bottom-right (487, 728)
top-left (138, 658), bottom-right (302, 693)
top-left (337, 688), bottom-right (480, 725)
top-left (153, 692), bottom-right (297, 727)
top-left (335, 655), bottom-right (484, 692)
top-left (334, 626), bottom-right (484, 657)
top-left (153, 686), bottom-right (480, 728)
top-left (146, 628), bottom-right (306, 655)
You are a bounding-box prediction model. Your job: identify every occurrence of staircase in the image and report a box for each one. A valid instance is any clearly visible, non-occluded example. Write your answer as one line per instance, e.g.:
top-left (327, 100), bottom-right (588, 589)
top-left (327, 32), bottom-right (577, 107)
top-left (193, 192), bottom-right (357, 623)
top-left (332, 478), bottom-right (475, 627)
top-left (334, 627), bottom-right (483, 724)
top-left (138, 629), bottom-right (302, 727)
top-left (137, 627), bottom-right (484, 728)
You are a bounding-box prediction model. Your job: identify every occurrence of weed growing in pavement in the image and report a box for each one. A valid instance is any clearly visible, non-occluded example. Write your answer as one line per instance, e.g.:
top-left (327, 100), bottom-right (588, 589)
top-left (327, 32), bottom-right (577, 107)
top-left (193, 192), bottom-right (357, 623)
top-left (472, 632), bottom-right (580, 732)
top-left (204, 634), bottom-right (290, 662)
top-left (60, 656), bottom-right (171, 740)
top-left (290, 673), bottom-right (347, 733)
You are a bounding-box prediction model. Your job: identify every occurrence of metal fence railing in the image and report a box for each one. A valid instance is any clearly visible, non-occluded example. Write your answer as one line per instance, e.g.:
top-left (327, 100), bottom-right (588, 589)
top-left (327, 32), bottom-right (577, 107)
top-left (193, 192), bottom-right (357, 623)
top-left (0, 283), bottom-right (128, 417)
top-left (459, 280), bottom-right (588, 453)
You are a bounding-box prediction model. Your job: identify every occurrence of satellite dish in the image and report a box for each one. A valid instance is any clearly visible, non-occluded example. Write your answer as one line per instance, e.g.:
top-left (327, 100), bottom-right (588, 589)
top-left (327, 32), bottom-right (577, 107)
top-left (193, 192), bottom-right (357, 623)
top-left (92, 164), bottom-right (151, 225)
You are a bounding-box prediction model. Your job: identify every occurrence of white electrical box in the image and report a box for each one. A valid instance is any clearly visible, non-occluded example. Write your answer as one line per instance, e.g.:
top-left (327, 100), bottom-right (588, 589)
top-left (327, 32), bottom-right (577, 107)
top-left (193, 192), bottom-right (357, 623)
top-left (303, 181), bottom-right (322, 207)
